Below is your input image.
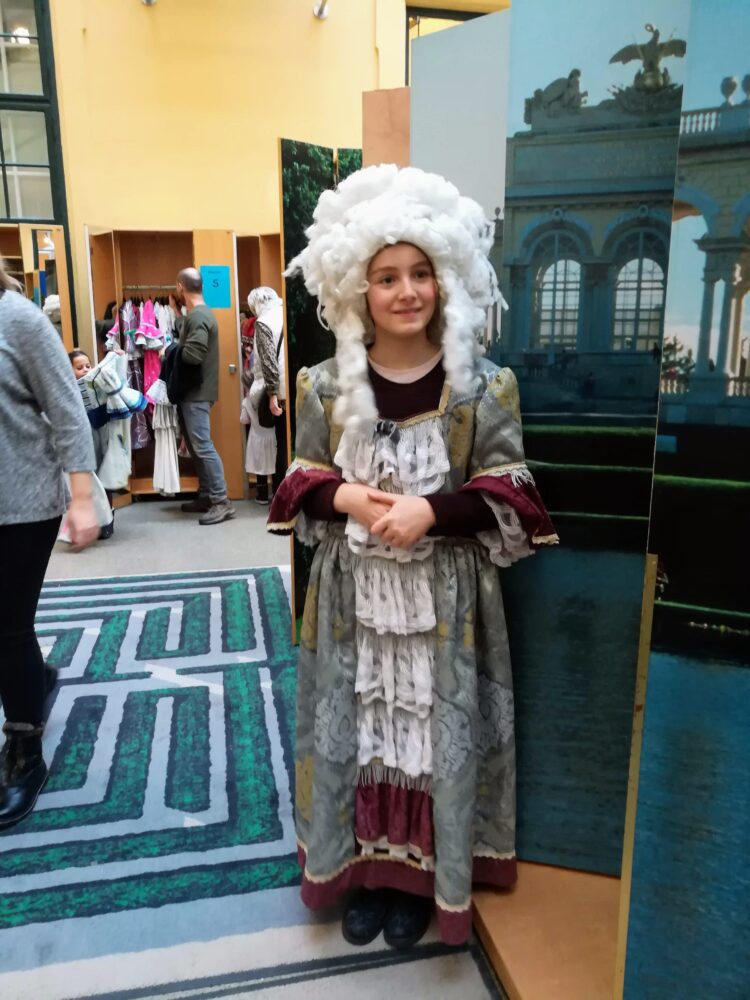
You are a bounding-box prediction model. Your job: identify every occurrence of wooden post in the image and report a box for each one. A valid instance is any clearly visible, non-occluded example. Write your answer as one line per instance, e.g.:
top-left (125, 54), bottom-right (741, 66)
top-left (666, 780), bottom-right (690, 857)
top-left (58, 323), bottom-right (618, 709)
top-left (276, 139), bottom-right (296, 642)
top-left (192, 229), bottom-right (246, 501)
top-left (613, 553), bottom-right (658, 998)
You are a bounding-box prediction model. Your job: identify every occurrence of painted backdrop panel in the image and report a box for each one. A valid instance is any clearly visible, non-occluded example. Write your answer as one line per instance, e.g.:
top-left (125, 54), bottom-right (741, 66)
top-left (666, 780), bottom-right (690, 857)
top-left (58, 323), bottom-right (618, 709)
top-left (280, 139), bottom-right (336, 622)
top-left (410, 0), bottom-right (691, 873)
top-left (625, 0), bottom-right (750, 994)
top-left (280, 141), bottom-right (362, 623)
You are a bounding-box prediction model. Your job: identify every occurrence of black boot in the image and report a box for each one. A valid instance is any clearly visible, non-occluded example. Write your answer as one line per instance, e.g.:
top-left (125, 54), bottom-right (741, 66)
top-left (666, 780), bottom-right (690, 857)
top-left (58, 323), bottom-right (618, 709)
top-left (0, 722), bottom-right (48, 831)
top-left (255, 477), bottom-right (270, 506)
top-left (383, 891), bottom-right (432, 950)
top-left (342, 888), bottom-right (391, 946)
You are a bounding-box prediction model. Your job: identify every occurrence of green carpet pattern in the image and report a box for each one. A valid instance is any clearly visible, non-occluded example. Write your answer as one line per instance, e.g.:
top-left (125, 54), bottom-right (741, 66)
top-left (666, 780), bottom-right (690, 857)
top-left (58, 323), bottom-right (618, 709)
top-left (0, 569), bottom-right (299, 929)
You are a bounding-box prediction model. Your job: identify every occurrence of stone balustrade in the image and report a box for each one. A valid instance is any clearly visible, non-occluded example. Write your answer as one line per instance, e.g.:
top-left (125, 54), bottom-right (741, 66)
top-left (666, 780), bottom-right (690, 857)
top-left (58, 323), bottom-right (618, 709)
top-left (729, 376), bottom-right (750, 398)
top-left (681, 108), bottom-right (720, 135)
top-left (660, 375), bottom-right (690, 395)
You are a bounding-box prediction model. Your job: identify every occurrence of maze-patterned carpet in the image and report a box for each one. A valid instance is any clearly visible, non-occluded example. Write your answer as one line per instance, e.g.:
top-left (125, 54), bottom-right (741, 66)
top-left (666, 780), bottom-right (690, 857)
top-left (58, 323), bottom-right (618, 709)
top-left (0, 569), bottom-right (503, 1000)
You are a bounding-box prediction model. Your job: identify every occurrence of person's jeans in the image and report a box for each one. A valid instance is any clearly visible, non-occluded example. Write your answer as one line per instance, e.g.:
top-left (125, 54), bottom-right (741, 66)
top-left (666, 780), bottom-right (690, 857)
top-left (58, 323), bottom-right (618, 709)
top-left (179, 401), bottom-right (228, 504)
top-left (0, 517), bottom-right (61, 726)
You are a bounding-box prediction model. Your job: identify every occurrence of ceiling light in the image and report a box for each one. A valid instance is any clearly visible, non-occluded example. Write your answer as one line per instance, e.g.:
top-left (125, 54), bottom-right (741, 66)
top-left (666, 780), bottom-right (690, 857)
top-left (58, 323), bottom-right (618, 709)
top-left (11, 27), bottom-right (30, 45)
top-left (313, 2), bottom-right (329, 19)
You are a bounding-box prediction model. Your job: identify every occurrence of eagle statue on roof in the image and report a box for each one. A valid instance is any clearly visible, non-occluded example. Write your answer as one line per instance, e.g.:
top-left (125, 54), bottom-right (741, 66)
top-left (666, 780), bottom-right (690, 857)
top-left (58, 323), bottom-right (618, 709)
top-left (610, 23), bottom-right (687, 92)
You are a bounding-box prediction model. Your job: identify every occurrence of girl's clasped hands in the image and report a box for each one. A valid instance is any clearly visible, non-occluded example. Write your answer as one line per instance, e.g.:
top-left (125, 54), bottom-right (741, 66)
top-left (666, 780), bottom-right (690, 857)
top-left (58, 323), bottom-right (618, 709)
top-left (333, 482), bottom-right (436, 550)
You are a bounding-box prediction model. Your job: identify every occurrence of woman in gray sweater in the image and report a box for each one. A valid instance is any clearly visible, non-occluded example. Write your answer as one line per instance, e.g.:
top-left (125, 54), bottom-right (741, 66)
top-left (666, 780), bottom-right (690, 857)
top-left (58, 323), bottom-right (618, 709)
top-left (0, 262), bottom-right (99, 830)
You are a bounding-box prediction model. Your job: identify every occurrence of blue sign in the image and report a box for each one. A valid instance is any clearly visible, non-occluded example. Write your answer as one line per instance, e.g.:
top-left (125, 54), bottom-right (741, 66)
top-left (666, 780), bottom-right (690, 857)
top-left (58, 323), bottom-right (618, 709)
top-left (200, 265), bottom-right (231, 309)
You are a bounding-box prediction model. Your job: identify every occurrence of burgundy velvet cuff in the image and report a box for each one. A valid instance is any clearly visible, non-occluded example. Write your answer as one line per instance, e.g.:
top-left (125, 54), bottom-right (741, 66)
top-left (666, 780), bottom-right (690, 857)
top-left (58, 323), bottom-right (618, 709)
top-left (426, 491), bottom-right (498, 537)
top-left (462, 474), bottom-right (558, 545)
top-left (267, 467), bottom-right (341, 534)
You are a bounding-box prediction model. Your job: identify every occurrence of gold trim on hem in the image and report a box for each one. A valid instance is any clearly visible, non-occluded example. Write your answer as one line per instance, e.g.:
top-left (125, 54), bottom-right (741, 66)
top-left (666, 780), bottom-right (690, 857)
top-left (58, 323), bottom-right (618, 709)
top-left (267, 515), bottom-right (299, 532)
top-left (473, 849), bottom-right (516, 861)
top-left (294, 458), bottom-right (335, 472)
top-left (356, 836), bottom-right (436, 864)
top-left (470, 461), bottom-right (528, 480)
top-left (298, 840), bottom-right (427, 883)
top-left (297, 838), bottom-right (518, 888)
top-left (434, 893), bottom-right (472, 914)
top-left (532, 533), bottom-right (559, 545)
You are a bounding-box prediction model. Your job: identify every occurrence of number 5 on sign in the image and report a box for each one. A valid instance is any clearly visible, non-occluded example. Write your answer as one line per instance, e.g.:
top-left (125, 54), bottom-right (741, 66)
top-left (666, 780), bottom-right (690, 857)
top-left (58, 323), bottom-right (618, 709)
top-left (200, 265), bottom-right (231, 308)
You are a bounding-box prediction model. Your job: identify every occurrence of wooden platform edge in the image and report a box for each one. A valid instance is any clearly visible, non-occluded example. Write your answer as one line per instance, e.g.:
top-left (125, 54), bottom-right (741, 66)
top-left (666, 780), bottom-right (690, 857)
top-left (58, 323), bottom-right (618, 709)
top-left (474, 902), bottom-right (522, 1000)
top-left (613, 553), bottom-right (658, 998)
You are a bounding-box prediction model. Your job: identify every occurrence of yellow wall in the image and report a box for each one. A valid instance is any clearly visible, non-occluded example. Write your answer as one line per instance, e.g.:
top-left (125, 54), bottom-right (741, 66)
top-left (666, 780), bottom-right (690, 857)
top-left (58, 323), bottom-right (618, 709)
top-left (50, 0), bottom-right (408, 350)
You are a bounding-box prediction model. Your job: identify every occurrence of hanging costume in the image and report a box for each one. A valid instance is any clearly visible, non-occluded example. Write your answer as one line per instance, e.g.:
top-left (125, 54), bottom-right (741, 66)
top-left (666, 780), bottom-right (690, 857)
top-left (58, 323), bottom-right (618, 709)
top-left (146, 376), bottom-right (181, 496)
top-left (243, 288), bottom-right (284, 478)
top-left (267, 165), bottom-right (557, 945)
top-left (84, 351), bottom-right (147, 490)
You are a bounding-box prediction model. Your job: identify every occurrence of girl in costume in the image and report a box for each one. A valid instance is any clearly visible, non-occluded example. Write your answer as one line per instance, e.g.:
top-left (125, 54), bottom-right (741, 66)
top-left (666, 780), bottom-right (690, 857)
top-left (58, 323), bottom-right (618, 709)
top-left (268, 166), bottom-right (557, 949)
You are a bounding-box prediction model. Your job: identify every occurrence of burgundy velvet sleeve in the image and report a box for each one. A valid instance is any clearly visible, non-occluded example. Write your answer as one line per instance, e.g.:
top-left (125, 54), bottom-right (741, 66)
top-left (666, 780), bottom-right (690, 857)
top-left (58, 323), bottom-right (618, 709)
top-left (267, 467), bottom-right (342, 534)
top-left (302, 478), bottom-right (347, 522)
top-left (426, 491), bottom-right (498, 537)
top-left (462, 475), bottom-right (558, 546)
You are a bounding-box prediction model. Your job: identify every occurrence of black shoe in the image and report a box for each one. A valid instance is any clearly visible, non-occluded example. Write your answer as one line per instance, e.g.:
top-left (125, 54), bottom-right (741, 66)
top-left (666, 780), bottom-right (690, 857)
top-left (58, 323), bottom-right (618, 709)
top-left (383, 891), bottom-right (432, 950)
top-left (342, 889), bottom-right (391, 946)
top-left (180, 496), bottom-right (211, 513)
top-left (0, 723), bottom-right (48, 831)
top-left (99, 520), bottom-right (114, 540)
top-left (255, 480), bottom-right (270, 505)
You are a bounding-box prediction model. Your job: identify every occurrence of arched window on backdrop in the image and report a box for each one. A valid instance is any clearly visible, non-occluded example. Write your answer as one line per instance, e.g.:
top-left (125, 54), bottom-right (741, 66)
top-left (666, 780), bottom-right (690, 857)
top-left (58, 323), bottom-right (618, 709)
top-left (532, 232), bottom-right (581, 350)
top-left (612, 230), bottom-right (667, 351)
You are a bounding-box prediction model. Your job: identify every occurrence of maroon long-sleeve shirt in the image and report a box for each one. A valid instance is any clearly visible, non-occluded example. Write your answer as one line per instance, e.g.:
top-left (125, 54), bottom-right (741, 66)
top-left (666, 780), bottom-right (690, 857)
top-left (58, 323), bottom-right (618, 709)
top-left (302, 362), bottom-right (498, 537)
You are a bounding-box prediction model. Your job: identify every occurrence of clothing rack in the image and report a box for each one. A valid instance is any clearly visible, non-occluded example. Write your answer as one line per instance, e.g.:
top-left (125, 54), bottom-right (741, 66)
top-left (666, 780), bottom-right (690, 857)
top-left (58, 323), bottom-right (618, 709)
top-left (122, 284), bottom-right (175, 291)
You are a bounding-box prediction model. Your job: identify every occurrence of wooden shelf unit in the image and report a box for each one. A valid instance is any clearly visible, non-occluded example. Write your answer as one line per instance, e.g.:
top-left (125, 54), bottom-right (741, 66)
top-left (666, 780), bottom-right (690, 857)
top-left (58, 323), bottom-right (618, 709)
top-left (87, 226), bottom-right (283, 502)
top-left (0, 223), bottom-right (74, 350)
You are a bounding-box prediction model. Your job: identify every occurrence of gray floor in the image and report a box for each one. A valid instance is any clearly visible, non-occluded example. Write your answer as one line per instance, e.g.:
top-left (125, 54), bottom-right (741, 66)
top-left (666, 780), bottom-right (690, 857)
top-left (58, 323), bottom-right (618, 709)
top-left (46, 497), bottom-right (292, 581)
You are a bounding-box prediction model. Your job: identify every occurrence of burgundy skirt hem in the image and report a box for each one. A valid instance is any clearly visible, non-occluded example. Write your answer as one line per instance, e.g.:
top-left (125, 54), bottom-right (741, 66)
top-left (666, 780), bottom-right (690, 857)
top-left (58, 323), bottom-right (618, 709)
top-left (297, 845), bottom-right (517, 946)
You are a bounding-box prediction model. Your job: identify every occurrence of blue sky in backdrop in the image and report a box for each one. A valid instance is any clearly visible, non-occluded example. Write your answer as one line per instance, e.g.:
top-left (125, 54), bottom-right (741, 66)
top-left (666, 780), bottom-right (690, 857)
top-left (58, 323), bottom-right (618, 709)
top-left (506, 0), bottom-right (691, 135)
top-left (505, 0), bottom-right (749, 357)
top-left (664, 0), bottom-right (750, 357)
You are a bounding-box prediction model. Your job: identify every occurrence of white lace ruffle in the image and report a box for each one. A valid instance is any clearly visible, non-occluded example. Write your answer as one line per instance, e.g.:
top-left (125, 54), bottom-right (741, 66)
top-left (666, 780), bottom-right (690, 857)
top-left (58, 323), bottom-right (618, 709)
top-left (476, 491), bottom-right (534, 567)
top-left (353, 557), bottom-right (435, 636)
top-left (295, 510), bottom-right (329, 546)
top-left (357, 699), bottom-right (433, 778)
top-left (353, 554), bottom-right (436, 778)
top-left (334, 417), bottom-right (449, 495)
top-left (356, 629), bottom-right (433, 718)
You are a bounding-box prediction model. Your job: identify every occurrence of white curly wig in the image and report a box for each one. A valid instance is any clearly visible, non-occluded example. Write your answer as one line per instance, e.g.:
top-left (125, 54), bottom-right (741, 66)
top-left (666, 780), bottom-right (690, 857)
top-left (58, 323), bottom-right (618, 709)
top-left (285, 164), bottom-right (502, 430)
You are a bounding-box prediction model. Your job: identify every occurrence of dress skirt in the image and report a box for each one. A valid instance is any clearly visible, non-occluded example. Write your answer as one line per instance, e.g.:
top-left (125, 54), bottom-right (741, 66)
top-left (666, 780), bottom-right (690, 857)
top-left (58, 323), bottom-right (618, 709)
top-left (294, 524), bottom-right (517, 945)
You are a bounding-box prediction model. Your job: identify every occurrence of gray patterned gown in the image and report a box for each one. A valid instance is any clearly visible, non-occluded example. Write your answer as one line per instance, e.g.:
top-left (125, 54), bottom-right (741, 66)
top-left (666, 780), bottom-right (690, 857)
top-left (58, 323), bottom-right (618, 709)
top-left (268, 356), bottom-right (556, 944)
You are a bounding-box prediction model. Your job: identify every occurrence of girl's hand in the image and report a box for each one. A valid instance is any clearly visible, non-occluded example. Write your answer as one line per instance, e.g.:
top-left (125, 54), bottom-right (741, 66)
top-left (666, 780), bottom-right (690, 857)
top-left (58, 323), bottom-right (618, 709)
top-left (334, 483), bottom-right (392, 532)
top-left (368, 491), bottom-right (436, 549)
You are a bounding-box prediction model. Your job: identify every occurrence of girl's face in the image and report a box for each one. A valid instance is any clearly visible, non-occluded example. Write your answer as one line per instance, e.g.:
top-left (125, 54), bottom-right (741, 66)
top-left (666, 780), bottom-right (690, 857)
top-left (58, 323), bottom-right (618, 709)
top-left (366, 243), bottom-right (437, 340)
top-left (71, 354), bottom-right (91, 378)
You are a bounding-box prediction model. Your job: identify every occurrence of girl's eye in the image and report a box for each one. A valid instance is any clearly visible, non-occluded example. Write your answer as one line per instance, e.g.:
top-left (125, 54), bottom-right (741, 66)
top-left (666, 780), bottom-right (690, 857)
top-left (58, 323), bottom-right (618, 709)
top-left (380, 276), bottom-right (394, 285)
top-left (414, 270), bottom-right (431, 279)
